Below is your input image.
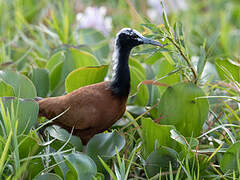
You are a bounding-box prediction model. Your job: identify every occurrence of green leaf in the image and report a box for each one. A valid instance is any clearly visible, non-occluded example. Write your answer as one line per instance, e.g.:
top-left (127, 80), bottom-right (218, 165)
top-left (65, 65), bottom-right (108, 93)
top-left (156, 59), bottom-right (180, 93)
top-left (47, 125), bottom-right (82, 152)
top-left (17, 0), bottom-right (47, 23)
top-left (18, 135), bottom-right (43, 159)
top-left (0, 98), bottom-right (39, 135)
top-left (49, 62), bottom-right (64, 92)
top-left (27, 158), bottom-right (44, 179)
top-left (64, 152), bottom-right (97, 180)
top-left (0, 130), bottom-right (12, 175)
top-left (129, 58), bottom-right (145, 76)
top-left (78, 28), bottom-right (110, 61)
top-left (30, 68), bottom-right (49, 97)
top-left (46, 51), bottom-right (65, 72)
top-left (86, 132), bottom-right (125, 169)
top-left (47, 48), bottom-right (100, 95)
top-left (129, 65), bottom-right (149, 106)
top-left (52, 153), bottom-right (69, 179)
top-left (145, 52), bottom-right (163, 65)
top-left (0, 80), bottom-right (15, 97)
top-left (145, 147), bottom-right (178, 178)
top-left (197, 46), bottom-right (207, 78)
top-left (158, 82), bottom-right (209, 137)
top-left (220, 141), bottom-right (240, 173)
top-left (70, 48), bottom-right (99, 67)
top-left (170, 129), bottom-right (199, 152)
top-left (141, 118), bottom-right (176, 157)
top-left (216, 58), bottom-right (240, 82)
top-left (161, 2), bottom-right (170, 32)
top-left (0, 70), bottom-right (37, 98)
top-left (34, 173), bottom-right (62, 180)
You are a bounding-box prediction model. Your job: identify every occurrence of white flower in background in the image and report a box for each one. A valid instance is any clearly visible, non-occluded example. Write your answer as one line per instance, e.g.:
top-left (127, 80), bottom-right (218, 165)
top-left (76, 6), bottom-right (112, 36)
top-left (147, 0), bottom-right (187, 23)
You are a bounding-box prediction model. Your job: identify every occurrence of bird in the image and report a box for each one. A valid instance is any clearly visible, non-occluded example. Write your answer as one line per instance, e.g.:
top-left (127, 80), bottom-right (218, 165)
top-left (37, 28), bottom-right (164, 144)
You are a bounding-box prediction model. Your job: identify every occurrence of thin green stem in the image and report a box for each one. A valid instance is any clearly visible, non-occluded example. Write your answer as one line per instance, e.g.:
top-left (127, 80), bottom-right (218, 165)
top-left (167, 37), bottom-right (198, 84)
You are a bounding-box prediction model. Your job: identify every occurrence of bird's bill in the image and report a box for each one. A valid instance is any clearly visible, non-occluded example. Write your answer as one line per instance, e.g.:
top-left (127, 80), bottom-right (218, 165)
top-left (141, 36), bottom-right (165, 47)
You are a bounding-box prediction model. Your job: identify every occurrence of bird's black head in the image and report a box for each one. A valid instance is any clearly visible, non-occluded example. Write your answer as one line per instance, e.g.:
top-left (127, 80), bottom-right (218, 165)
top-left (115, 28), bottom-right (163, 49)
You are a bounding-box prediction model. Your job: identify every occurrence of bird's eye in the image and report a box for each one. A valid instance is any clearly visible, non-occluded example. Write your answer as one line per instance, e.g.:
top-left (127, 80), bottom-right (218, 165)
top-left (132, 34), bottom-right (138, 39)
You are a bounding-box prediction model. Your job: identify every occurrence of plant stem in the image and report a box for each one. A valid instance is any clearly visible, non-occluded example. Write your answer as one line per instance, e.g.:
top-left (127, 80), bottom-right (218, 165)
top-left (167, 37), bottom-right (198, 84)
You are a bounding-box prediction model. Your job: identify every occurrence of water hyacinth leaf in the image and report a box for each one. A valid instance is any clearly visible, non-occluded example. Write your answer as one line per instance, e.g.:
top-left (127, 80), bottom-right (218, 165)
top-left (145, 147), bottom-right (178, 178)
top-left (86, 131), bottom-right (125, 168)
top-left (46, 125), bottom-right (82, 151)
top-left (0, 80), bottom-right (14, 97)
top-left (65, 65), bottom-right (108, 93)
top-left (215, 58), bottom-right (240, 82)
top-left (0, 70), bottom-right (37, 98)
top-left (30, 68), bottom-right (49, 97)
top-left (129, 65), bottom-right (149, 106)
top-left (64, 152), bottom-right (97, 180)
top-left (159, 82), bottom-right (209, 137)
top-left (220, 141), bottom-right (240, 173)
top-left (0, 98), bottom-right (39, 135)
top-left (141, 118), bottom-right (176, 157)
top-left (34, 173), bottom-right (62, 180)
top-left (78, 28), bottom-right (110, 61)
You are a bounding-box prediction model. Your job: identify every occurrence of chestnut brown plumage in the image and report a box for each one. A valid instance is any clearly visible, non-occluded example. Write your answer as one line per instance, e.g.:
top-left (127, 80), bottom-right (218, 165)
top-left (37, 28), bottom-right (164, 144)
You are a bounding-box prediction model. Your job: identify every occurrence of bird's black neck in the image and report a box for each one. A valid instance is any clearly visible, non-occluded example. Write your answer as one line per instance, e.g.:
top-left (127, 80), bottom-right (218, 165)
top-left (110, 46), bottom-right (131, 98)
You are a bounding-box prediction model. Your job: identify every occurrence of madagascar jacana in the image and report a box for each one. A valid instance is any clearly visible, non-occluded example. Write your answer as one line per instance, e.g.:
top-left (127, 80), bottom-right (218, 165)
top-left (37, 28), bottom-right (164, 144)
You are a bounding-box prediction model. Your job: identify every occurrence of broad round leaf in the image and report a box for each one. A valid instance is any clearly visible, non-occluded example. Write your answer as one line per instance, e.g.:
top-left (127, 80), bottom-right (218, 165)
top-left (86, 132), bottom-right (125, 168)
top-left (0, 80), bottom-right (14, 97)
top-left (65, 65), bottom-right (108, 93)
top-left (220, 141), bottom-right (240, 173)
top-left (0, 97), bottom-right (39, 135)
top-left (142, 118), bottom-right (176, 157)
top-left (34, 173), bottom-right (62, 180)
top-left (145, 147), bottom-right (178, 177)
top-left (31, 68), bottom-right (49, 97)
top-left (64, 152), bottom-right (97, 180)
top-left (158, 82), bottom-right (209, 137)
top-left (0, 70), bottom-right (36, 98)
top-left (47, 125), bottom-right (82, 151)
